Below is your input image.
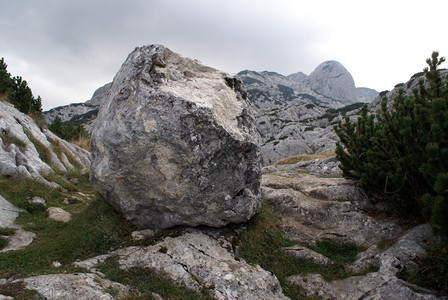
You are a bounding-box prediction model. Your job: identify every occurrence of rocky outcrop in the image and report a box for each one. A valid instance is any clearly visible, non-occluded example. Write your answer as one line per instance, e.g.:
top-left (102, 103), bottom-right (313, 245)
top-left (263, 164), bottom-right (442, 299)
top-left (0, 101), bottom-right (90, 185)
top-left (239, 66), bottom-right (373, 164)
top-left (76, 230), bottom-right (288, 300)
top-left (302, 60), bottom-right (358, 104)
top-left (90, 44), bottom-right (261, 229)
top-left (288, 225), bottom-right (440, 300)
top-left (42, 82), bottom-right (111, 131)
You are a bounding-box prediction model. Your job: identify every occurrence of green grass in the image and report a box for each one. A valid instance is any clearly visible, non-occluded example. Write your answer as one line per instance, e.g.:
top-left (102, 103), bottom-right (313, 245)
top-left (98, 256), bottom-right (214, 300)
top-left (0, 236), bottom-right (8, 250)
top-left (1, 132), bottom-right (27, 150)
top-left (0, 173), bottom-right (217, 298)
top-left (0, 227), bottom-right (16, 236)
top-left (304, 239), bottom-right (364, 264)
top-left (0, 173), bottom-right (135, 278)
top-left (235, 200), bottom-right (370, 300)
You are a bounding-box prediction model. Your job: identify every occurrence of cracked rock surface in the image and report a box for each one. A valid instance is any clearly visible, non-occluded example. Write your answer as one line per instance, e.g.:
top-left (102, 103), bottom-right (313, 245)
top-left (90, 44), bottom-right (261, 229)
top-left (76, 230), bottom-right (288, 300)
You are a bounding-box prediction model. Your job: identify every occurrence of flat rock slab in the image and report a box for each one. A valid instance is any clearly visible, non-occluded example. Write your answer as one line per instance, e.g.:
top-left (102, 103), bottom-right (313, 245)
top-left (17, 273), bottom-right (128, 300)
top-left (0, 195), bottom-right (35, 252)
top-left (76, 231), bottom-right (288, 300)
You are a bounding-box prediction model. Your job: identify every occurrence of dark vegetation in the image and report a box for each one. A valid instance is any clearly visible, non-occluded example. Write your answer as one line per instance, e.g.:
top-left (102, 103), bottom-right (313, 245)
top-left (334, 51), bottom-right (448, 294)
top-left (48, 116), bottom-right (90, 143)
top-left (0, 58), bottom-right (42, 116)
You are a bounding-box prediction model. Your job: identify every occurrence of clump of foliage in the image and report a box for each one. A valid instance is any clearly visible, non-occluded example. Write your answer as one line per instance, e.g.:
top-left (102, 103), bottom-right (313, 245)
top-left (334, 51), bottom-right (448, 237)
top-left (49, 116), bottom-right (90, 143)
top-left (0, 58), bottom-right (42, 115)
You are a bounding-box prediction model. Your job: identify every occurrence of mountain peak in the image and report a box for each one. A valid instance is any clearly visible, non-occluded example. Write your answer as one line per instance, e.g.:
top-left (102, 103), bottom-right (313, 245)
top-left (304, 60), bottom-right (357, 103)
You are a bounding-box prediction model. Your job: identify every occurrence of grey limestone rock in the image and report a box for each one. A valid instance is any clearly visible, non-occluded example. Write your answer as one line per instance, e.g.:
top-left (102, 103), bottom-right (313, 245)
top-left (90, 44), bottom-right (261, 229)
top-left (17, 273), bottom-right (128, 300)
top-left (0, 101), bottom-right (90, 184)
top-left (76, 230), bottom-right (288, 300)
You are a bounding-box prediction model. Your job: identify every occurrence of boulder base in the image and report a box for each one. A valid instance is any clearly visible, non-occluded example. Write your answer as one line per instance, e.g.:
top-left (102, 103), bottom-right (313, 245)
top-left (90, 44), bottom-right (261, 229)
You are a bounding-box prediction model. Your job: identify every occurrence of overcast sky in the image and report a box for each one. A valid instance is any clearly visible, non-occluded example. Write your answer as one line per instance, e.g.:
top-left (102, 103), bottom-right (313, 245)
top-left (1, 0), bottom-right (448, 110)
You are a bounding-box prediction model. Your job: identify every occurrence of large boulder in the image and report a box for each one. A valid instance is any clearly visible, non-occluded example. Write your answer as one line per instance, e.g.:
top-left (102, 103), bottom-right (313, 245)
top-left (90, 44), bottom-right (261, 229)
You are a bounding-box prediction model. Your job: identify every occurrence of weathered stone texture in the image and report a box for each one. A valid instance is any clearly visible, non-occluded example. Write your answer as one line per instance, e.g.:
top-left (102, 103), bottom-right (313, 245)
top-left (90, 44), bottom-right (261, 229)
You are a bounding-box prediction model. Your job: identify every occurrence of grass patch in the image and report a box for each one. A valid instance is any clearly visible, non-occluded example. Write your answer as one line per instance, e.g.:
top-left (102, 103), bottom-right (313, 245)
top-left (304, 239), bottom-right (364, 264)
top-left (98, 256), bottom-right (213, 299)
top-left (398, 242), bottom-right (448, 296)
top-left (0, 236), bottom-right (8, 250)
top-left (71, 135), bottom-right (91, 151)
top-left (0, 174), bottom-right (135, 279)
top-left (1, 132), bottom-right (27, 150)
top-left (0, 227), bottom-right (16, 236)
top-left (273, 152), bottom-right (335, 166)
top-left (236, 200), bottom-right (367, 299)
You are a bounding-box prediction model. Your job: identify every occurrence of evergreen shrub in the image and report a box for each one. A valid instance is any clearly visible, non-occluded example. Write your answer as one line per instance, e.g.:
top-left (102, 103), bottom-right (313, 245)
top-left (334, 52), bottom-right (448, 237)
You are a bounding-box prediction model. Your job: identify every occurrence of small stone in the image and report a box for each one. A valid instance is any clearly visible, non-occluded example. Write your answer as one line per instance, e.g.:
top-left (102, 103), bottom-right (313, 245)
top-left (47, 207), bottom-right (71, 223)
top-left (29, 196), bottom-right (46, 205)
top-left (131, 229), bottom-right (155, 241)
top-left (62, 198), bottom-right (70, 205)
top-left (52, 261), bottom-right (62, 268)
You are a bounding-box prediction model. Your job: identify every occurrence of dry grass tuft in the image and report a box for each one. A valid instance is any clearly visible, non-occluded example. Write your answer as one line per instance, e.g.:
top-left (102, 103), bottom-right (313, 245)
top-left (272, 152), bottom-right (335, 166)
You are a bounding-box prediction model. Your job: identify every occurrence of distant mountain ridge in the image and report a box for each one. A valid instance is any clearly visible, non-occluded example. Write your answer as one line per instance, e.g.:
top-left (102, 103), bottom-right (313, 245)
top-left (43, 60), bottom-right (378, 164)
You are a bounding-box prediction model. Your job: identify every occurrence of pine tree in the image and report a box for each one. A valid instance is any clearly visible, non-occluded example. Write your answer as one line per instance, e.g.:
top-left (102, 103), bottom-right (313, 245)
top-left (0, 58), bottom-right (13, 96)
top-left (334, 51), bottom-right (448, 236)
top-left (0, 58), bottom-right (42, 115)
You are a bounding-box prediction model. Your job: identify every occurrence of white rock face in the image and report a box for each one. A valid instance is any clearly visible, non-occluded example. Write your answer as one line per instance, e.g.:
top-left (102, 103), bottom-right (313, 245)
top-left (0, 101), bottom-right (90, 184)
top-left (90, 44), bottom-right (261, 229)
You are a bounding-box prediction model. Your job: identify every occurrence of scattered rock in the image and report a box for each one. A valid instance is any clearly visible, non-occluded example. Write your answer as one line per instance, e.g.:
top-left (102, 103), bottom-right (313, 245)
top-left (47, 207), bottom-right (71, 223)
top-left (29, 196), bottom-right (46, 205)
top-left (52, 261), bottom-right (62, 268)
top-left (90, 44), bottom-right (261, 229)
top-left (131, 229), bottom-right (155, 241)
top-left (77, 230), bottom-right (288, 300)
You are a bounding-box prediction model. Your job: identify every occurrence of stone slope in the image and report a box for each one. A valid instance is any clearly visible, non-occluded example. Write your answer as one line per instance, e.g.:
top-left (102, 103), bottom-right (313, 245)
top-left (0, 101), bottom-right (90, 185)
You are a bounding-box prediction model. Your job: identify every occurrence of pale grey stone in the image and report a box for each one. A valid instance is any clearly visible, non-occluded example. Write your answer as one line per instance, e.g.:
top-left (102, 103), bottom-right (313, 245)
top-left (90, 44), bottom-right (261, 229)
top-left (77, 231), bottom-right (288, 300)
top-left (131, 229), bottom-right (155, 241)
top-left (19, 273), bottom-right (128, 300)
top-left (29, 196), bottom-right (46, 205)
top-left (47, 207), bottom-right (71, 223)
top-left (0, 101), bottom-right (90, 183)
